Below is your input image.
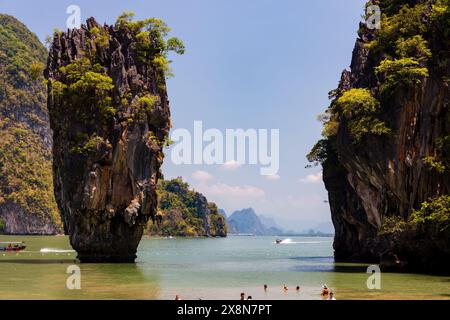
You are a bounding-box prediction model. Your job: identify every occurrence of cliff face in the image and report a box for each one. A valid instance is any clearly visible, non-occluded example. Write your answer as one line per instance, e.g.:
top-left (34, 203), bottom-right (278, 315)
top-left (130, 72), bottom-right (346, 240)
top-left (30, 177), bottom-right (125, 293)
top-left (46, 17), bottom-right (173, 262)
top-left (311, 0), bottom-right (450, 271)
top-left (0, 14), bottom-right (61, 234)
top-left (147, 178), bottom-right (227, 237)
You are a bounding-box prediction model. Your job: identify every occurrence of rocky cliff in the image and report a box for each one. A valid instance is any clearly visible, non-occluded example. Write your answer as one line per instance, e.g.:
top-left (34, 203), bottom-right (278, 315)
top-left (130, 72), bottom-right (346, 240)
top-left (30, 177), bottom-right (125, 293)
top-left (227, 208), bottom-right (283, 235)
top-left (46, 15), bottom-right (182, 262)
top-left (0, 14), bottom-right (61, 234)
top-left (309, 0), bottom-right (449, 272)
top-left (147, 178), bottom-right (227, 237)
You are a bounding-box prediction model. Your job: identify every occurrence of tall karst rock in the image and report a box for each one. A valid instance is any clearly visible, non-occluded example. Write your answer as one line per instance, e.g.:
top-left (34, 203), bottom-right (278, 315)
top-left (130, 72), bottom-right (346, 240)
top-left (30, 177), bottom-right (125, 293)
top-left (46, 15), bottom-right (181, 262)
top-left (0, 14), bottom-right (61, 234)
top-left (308, 0), bottom-right (449, 272)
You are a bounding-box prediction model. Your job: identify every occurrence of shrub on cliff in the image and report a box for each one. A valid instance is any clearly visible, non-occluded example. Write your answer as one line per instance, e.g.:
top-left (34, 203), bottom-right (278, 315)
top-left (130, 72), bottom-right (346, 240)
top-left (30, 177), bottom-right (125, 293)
top-left (366, 3), bottom-right (427, 55)
top-left (381, 195), bottom-right (450, 243)
top-left (115, 12), bottom-right (184, 79)
top-left (334, 88), bottom-right (390, 143)
top-left (375, 58), bottom-right (429, 95)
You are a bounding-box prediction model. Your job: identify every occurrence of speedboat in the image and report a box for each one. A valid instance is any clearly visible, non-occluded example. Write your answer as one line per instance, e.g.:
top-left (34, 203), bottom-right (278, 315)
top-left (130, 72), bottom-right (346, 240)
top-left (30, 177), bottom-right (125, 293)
top-left (0, 242), bottom-right (26, 252)
top-left (275, 239), bottom-right (282, 244)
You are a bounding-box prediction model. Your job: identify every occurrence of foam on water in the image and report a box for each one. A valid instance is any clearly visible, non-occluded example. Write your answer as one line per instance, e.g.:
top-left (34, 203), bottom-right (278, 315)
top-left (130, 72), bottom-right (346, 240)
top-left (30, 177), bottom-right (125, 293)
top-left (40, 248), bottom-right (75, 253)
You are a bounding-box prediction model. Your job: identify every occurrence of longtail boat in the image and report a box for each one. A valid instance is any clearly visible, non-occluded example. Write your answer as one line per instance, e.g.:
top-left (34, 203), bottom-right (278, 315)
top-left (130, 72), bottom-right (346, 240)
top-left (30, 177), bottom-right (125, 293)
top-left (0, 242), bottom-right (26, 252)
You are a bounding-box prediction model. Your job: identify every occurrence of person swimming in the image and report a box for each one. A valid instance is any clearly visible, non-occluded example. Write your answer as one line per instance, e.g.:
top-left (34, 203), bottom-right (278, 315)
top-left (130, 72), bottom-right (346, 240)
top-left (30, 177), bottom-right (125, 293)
top-left (263, 284), bottom-right (268, 292)
top-left (283, 285), bottom-right (288, 292)
top-left (296, 286), bottom-right (300, 292)
top-left (240, 292), bottom-right (245, 300)
top-left (321, 284), bottom-right (329, 296)
top-left (247, 296), bottom-right (253, 300)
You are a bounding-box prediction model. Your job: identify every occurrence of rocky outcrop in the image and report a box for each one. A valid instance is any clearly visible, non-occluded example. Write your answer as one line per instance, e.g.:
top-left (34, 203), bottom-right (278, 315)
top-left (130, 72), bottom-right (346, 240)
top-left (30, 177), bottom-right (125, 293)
top-left (0, 14), bottom-right (61, 234)
top-left (148, 178), bottom-right (227, 237)
top-left (46, 17), bottom-right (172, 262)
top-left (227, 208), bottom-right (283, 235)
top-left (313, 1), bottom-right (450, 272)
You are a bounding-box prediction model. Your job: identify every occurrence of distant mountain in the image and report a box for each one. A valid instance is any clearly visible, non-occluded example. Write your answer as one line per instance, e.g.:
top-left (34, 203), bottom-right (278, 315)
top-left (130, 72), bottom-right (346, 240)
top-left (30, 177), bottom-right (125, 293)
top-left (227, 208), bottom-right (283, 235)
top-left (259, 215), bottom-right (280, 229)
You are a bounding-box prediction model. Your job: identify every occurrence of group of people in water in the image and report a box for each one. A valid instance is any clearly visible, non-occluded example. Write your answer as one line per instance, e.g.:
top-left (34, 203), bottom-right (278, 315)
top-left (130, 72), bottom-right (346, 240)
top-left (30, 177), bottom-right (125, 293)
top-left (239, 283), bottom-right (336, 300)
top-left (174, 283), bottom-right (336, 300)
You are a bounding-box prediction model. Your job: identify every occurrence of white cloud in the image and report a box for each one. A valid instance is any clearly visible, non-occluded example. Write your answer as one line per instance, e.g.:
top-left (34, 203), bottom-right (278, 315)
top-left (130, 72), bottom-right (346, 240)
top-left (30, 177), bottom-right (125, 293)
top-left (222, 160), bottom-right (242, 170)
top-left (264, 174), bottom-right (281, 181)
top-left (299, 172), bottom-right (323, 183)
top-left (192, 170), bottom-right (213, 184)
top-left (206, 183), bottom-right (265, 198)
top-left (190, 180), bottom-right (266, 214)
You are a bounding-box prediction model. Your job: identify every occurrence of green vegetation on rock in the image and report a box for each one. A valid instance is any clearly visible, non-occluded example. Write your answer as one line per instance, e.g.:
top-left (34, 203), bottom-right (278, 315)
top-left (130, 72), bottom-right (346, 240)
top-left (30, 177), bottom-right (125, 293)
top-left (146, 178), bottom-right (227, 237)
top-left (381, 195), bottom-right (450, 247)
top-left (115, 12), bottom-right (185, 79)
top-left (0, 14), bottom-right (61, 233)
top-left (335, 88), bottom-right (390, 143)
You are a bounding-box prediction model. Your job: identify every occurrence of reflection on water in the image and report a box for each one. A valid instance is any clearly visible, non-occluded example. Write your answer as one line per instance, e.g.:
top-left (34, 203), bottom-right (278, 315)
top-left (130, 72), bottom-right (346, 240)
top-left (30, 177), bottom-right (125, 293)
top-left (0, 235), bottom-right (449, 300)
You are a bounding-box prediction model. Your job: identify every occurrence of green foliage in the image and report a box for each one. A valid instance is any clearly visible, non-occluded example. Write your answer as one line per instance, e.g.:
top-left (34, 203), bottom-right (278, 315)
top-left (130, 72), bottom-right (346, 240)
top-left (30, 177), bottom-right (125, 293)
top-left (90, 26), bottom-right (109, 48)
top-left (115, 11), bottom-right (184, 78)
top-left (410, 195), bottom-right (450, 236)
top-left (0, 14), bottom-right (61, 232)
top-left (395, 35), bottom-right (432, 61)
top-left (423, 135), bottom-right (450, 174)
top-left (71, 136), bottom-right (105, 155)
top-left (0, 217), bottom-right (6, 234)
top-left (0, 14), bottom-right (47, 85)
top-left (167, 37), bottom-right (185, 55)
top-left (431, 0), bottom-right (450, 37)
top-left (423, 156), bottom-right (446, 174)
top-left (375, 58), bottom-right (429, 95)
top-left (307, 139), bottom-right (332, 166)
top-left (335, 88), bottom-right (390, 143)
top-left (137, 94), bottom-right (158, 112)
top-left (29, 61), bottom-right (45, 80)
top-left (380, 195), bottom-right (450, 241)
top-left (366, 4), bottom-right (427, 55)
top-left (54, 57), bottom-right (115, 118)
top-left (0, 120), bottom-right (61, 225)
top-left (147, 178), bottom-right (226, 237)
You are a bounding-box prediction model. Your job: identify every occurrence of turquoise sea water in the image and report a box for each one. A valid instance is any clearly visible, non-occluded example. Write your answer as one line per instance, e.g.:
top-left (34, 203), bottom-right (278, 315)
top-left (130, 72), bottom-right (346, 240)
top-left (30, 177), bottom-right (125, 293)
top-left (0, 235), bottom-right (448, 300)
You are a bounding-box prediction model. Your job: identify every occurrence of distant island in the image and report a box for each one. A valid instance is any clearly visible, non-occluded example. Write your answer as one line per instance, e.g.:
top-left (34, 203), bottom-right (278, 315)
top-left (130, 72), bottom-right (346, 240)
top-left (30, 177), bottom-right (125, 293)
top-left (225, 208), bottom-right (333, 237)
top-left (146, 178), bottom-right (227, 237)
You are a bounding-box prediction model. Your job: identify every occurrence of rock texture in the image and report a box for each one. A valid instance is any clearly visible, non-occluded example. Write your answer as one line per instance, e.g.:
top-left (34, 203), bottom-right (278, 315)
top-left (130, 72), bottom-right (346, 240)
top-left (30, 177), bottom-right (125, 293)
top-left (318, 1), bottom-right (450, 271)
top-left (0, 14), bottom-right (61, 234)
top-left (46, 18), bottom-right (171, 262)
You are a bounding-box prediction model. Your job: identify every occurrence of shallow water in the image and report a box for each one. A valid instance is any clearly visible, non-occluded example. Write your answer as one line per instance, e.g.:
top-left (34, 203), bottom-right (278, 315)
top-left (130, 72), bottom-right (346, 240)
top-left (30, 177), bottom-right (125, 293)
top-left (0, 235), bottom-right (448, 300)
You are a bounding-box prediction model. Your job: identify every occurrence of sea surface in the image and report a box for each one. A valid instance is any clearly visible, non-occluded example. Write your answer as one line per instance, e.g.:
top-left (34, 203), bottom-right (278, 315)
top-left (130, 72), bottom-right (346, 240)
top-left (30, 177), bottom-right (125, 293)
top-left (0, 235), bottom-right (448, 300)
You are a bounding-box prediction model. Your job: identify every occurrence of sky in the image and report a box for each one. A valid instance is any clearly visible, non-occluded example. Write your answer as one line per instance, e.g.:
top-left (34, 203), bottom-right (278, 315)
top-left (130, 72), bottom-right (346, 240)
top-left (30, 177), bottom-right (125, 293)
top-left (0, 0), bottom-right (365, 231)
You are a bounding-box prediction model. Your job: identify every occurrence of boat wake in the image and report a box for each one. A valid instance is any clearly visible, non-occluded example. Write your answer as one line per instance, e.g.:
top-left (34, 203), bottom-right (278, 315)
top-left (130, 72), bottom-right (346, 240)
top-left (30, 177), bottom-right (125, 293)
top-left (40, 248), bottom-right (75, 253)
top-left (278, 238), bottom-right (296, 244)
top-left (276, 239), bottom-right (327, 245)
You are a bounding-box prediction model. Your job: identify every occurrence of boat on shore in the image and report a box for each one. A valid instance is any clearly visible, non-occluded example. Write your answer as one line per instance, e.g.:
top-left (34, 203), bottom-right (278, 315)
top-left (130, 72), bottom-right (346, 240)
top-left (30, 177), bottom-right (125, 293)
top-left (0, 242), bottom-right (26, 252)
